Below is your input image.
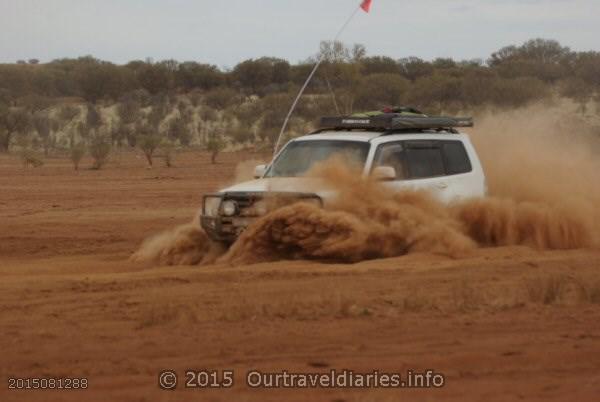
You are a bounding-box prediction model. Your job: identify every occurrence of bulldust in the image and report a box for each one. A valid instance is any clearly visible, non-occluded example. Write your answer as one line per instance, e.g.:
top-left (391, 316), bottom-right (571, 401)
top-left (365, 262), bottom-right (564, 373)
top-left (133, 103), bottom-right (599, 266)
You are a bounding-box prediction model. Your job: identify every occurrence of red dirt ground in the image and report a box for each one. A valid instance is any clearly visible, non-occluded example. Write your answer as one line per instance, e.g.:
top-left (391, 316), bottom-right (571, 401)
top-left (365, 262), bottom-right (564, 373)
top-left (1, 151), bottom-right (599, 402)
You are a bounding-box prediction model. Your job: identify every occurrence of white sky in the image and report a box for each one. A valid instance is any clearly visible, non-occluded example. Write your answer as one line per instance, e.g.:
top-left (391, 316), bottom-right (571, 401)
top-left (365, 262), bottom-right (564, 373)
top-left (1, 0), bottom-right (599, 67)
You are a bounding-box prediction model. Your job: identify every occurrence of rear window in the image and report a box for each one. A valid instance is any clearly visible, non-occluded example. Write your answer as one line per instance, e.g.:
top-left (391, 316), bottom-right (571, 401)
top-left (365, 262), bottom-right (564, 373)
top-left (442, 141), bottom-right (472, 174)
top-left (373, 140), bottom-right (472, 179)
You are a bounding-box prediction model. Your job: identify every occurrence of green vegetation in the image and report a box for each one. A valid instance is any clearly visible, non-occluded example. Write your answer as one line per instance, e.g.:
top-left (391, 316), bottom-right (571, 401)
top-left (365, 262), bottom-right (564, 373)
top-left (69, 141), bottom-right (86, 170)
top-left (19, 148), bottom-right (44, 168)
top-left (1, 38), bottom-right (599, 164)
top-left (88, 134), bottom-right (111, 170)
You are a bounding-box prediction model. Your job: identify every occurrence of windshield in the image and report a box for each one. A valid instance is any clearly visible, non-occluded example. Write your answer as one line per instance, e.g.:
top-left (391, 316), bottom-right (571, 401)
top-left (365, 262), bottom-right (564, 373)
top-left (266, 140), bottom-right (370, 177)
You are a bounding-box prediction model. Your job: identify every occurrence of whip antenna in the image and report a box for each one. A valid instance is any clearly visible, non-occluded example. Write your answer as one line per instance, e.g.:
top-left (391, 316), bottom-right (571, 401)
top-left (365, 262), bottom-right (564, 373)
top-left (273, 0), bottom-right (373, 155)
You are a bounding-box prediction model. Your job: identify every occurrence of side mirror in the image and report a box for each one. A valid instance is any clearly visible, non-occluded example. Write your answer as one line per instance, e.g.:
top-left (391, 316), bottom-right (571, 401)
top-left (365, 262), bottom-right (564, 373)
top-left (372, 166), bottom-right (396, 181)
top-left (253, 164), bottom-right (267, 179)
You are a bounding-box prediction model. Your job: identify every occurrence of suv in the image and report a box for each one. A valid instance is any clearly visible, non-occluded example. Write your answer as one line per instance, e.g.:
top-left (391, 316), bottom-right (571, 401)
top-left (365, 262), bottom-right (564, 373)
top-left (201, 109), bottom-right (486, 243)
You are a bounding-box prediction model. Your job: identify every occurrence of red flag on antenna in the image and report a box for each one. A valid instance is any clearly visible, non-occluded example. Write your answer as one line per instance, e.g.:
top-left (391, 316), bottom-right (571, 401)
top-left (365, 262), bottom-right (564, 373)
top-left (360, 0), bottom-right (373, 12)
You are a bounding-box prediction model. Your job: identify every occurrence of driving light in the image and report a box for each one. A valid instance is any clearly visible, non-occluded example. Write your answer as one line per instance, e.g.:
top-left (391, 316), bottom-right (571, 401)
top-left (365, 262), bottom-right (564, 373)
top-left (221, 200), bottom-right (238, 217)
top-left (203, 196), bottom-right (221, 217)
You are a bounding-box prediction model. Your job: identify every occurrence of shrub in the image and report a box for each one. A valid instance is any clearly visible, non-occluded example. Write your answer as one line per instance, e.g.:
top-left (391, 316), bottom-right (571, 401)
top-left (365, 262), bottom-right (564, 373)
top-left (207, 131), bottom-right (226, 164)
top-left (70, 142), bottom-right (86, 170)
top-left (137, 130), bottom-right (162, 167)
top-left (20, 148), bottom-right (44, 168)
top-left (88, 135), bottom-right (111, 169)
top-left (523, 275), bottom-right (567, 305)
top-left (354, 73), bottom-right (410, 110)
top-left (204, 87), bottom-right (238, 110)
top-left (160, 140), bottom-right (176, 167)
top-left (574, 277), bottom-right (600, 304)
top-left (167, 116), bottom-right (192, 146)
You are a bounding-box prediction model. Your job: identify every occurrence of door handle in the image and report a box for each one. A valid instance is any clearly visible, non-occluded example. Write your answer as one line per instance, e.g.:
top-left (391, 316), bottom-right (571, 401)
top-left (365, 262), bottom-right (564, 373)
top-left (436, 182), bottom-right (448, 189)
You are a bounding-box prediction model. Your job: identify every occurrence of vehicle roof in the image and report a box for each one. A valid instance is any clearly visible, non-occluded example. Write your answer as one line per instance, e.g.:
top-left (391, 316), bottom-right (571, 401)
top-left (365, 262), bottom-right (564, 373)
top-left (293, 130), bottom-right (470, 144)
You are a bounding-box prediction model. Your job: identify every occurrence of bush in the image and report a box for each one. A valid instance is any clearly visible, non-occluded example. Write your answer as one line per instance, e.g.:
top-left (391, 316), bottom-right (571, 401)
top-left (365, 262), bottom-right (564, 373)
top-left (88, 135), bottom-right (111, 169)
top-left (160, 140), bottom-right (176, 167)
top-left (491, 77), bottom-right (549, 108)
top-left (523, 275), bottom-right (567, 305)
top-left (355, 73), bottom-right (410, 110)
top-left (207, 131), bottom-right (226, 164)
top-left (70, 142), bottom-right (86, 170)
top-left (0, 107), bottom-right (31, 152)
top-left (410, 73), bottom-right (462, 113)
top-left (20, 148), bottom-right (44, 168)
top-left (137, 131), bottom-right (162, 167)
top-left (167, 116), bottom-right (192, 146)
top-left (204, 87), bottom-right (239, 110)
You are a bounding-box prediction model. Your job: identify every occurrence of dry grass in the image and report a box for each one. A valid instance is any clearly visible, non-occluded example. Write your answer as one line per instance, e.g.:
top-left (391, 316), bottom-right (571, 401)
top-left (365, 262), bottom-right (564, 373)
top-left (20, 148), bottom-right (44, 168)
top-left (134, 273), bottom-right (600, 328)
top-left (573, 276), bottom-right (600, 304)
top-left (136, 302), bottom-right (199, 329)
top-left (450, 281), bottom-right (486, 312)
top-left (522, 274), bottom-right (568, 305)
top-left (398, 290), bottom-right (438, 313)
top-left (217, 292), bottom-right (371, 322)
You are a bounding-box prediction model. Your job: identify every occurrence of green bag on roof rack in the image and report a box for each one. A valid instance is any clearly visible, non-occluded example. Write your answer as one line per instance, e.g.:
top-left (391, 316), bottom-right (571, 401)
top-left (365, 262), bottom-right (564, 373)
top-left (351, 107), bottom-right (426, 118)
top-left (321, 106), bottom-right (473, 131)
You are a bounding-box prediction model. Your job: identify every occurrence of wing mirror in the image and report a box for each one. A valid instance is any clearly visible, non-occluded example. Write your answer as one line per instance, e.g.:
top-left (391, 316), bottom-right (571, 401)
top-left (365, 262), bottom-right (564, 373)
top-left (253, 164), bottom-right (267, 179)
top-left (372, 166), bottom-right (397, 181)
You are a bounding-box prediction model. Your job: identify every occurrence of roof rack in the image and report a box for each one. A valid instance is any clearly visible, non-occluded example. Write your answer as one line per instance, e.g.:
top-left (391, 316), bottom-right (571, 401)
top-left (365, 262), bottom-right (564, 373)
top-left (318, 108), bottom-right (474, 132)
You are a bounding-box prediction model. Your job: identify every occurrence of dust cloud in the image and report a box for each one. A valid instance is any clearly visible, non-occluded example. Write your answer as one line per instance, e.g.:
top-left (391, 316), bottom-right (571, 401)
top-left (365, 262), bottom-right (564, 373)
top-left (455, 198), bottom-right (592, 249)
top-left (133, 102), bottom-right (599, 266)
top-left (224, 165), bottom-right (594, 265)
top-left (469, 103), bottom-right (600, 244)
top-left (231, 159), bottom-right (265, 184)
top-left (131, 220), bottom-right (224, 266)
top-left (223, 162), bottom-right (476, 265)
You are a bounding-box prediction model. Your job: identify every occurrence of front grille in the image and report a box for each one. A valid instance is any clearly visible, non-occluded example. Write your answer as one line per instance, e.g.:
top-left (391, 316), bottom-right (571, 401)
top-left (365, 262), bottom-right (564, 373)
top-left (223, 193), bottom-right (262, 217)
top-left (202, 192), bottom-right (323, 243)
top-left (222, 192), bottom-right (323, 218)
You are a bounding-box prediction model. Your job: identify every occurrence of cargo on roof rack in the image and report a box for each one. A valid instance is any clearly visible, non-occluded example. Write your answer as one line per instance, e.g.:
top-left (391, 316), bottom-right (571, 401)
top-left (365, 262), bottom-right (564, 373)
top-left (319, 110), bottom-right (474, 132)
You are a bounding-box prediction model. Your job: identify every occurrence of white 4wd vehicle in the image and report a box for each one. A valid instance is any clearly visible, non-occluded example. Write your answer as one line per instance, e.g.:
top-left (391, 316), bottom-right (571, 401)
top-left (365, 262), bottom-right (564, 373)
top-left (201, 109), bottom-right (486, 243)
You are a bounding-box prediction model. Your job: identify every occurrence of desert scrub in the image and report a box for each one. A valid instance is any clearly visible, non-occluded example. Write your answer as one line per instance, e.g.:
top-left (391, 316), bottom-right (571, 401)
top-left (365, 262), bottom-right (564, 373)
top-left (70, 142), bottom-right (86, 170)
top-left (20, 148), bottom-right (44, 168)
top-left (523, 274), bottom-right (568, 305)
top-left (207, 131), bottom-right (226, 164)
top-left (88, 135), bottom-right (111, 169)
top-left (160, 140), bottom-right (176, 167)
top-left (136, 130), bottom-right (162, 167)
top-left (574, 277), bottom-right (600, 304)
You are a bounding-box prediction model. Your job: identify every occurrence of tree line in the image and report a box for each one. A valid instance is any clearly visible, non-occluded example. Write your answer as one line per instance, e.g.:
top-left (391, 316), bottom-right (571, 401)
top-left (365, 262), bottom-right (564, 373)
top-left (1, 38), bottom-right (599, 167)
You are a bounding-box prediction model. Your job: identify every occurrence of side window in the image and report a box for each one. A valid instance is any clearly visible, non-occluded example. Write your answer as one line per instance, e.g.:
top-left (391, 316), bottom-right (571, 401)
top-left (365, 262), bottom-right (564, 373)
top-left (442, 141), bottom-right (472, 175)
top-left (404, 141), bottom-right (445, 179)
top-left (374, 140), bottom-right (472, 179)
top-left (374, 143), bottom-right (407, 179)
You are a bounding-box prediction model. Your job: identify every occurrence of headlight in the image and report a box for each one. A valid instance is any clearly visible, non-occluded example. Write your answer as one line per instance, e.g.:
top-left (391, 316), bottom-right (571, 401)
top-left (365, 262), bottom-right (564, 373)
top-left (203, 196), bottom-right (221, 217)
top-left (221, 200), bottom-right (238, 217)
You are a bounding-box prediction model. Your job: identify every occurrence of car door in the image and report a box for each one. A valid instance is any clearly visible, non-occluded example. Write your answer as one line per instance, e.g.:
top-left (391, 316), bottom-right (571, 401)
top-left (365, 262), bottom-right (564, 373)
top-left (372, 140), bottom-right (473, 202)
top-left (436, 140), bottom-right (479, 201)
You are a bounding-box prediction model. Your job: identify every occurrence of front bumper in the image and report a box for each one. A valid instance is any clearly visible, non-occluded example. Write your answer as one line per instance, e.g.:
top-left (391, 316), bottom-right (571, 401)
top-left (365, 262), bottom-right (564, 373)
top-left (200, 192), bottom-right (323, 243)
top-left (200, 215), bottom-right (257, 243)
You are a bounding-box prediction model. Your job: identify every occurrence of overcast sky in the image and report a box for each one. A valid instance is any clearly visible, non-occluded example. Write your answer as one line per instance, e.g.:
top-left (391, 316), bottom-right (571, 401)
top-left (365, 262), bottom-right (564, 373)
top-left (1, 0), bottom-right (599, 67)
